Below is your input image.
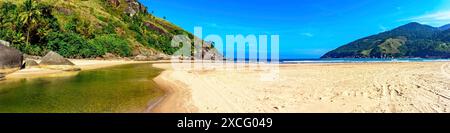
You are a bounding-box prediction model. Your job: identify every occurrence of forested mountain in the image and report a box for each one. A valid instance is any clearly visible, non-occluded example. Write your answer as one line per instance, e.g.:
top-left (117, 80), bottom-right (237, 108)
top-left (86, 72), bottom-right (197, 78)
top-left (0, 0), bottom-right (219, 59)
top-left (322, 22), bottom-right (450, 58)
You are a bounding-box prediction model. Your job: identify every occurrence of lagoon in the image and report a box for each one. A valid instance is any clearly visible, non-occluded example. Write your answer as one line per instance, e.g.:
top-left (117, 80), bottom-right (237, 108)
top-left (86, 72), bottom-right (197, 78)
top-left (0, 63), bottom-right (163, 113)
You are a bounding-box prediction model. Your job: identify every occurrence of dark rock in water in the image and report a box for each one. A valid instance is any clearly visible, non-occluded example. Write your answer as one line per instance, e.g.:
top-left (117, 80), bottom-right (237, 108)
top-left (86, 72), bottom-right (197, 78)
top-left (0, 44), bottom-right (23, 69)
top-left (23, 60), bottom-right (39, 68)
top-left (40, 51), bottom-right (75, 66)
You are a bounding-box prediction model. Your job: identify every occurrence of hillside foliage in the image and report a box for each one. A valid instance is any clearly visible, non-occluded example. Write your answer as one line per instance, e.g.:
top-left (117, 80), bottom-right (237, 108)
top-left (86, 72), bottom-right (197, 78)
top-left (322, 22), bottom-right (450, 58)
top-left (0, 0), bottom-right (200, 58)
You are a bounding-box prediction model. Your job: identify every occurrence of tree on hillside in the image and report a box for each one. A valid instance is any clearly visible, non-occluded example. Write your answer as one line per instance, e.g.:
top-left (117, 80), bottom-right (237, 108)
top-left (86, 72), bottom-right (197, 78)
top-left (19, 0), bottom-right (41, 45)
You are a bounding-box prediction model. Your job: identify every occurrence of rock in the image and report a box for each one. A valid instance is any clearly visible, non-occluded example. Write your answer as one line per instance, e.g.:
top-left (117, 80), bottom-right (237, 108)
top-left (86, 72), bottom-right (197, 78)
top-left (144, 22), bottom-right (166, 34)
top-left (157, 54), bottom-right (171, 60)
top-left (108, 0), bottom-right (120, 7)
top-left (131, 48), bottom-right (141, 56)
top-left (38, 52), bottom-right (81, 71)
top-left (23, 60), bottom-right (39, 69)
top-left (40, 51), bottom-right (75, 66)
top-left (102, 53), bottom-right (116, 60)
top-left (134, 55), bottom-right (147, 61)
top-left (0, 40), bottom-right (10, 47)
top-left (124, 0), bottom-right (146, 16)
top-left (125, 6), bottom-right (137, 16)
top-left (0, 44), bottom-right (23, 70)
top-left (134, 54), bottom-right (158, 61)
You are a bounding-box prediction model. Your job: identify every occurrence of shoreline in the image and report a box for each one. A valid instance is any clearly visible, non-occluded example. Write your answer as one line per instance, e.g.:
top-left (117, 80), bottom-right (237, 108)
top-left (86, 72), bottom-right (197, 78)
top-left (2, 60), bottom-right (450, 113)
top-left (151, 61), bottom-right (450, 113)
top-left (150, 70), bottom-right (199, 113)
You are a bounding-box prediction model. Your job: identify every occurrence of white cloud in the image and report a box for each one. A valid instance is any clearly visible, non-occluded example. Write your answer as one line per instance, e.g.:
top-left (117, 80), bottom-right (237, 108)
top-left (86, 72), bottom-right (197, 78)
top-left (405, 10), bottom-right (450, 26)
top-left (300, 32), bottom-right (314, 37)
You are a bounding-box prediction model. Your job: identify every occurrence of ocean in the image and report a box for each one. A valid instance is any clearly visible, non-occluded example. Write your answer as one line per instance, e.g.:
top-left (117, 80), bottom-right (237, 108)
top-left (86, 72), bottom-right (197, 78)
top-left (279, 58), bottom-right (450, 64)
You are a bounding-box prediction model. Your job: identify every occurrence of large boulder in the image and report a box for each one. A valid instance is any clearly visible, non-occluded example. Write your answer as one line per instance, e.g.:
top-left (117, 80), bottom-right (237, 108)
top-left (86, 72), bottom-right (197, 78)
top-left (0, 44), bottom-right (23, 71)
top-left (39, 51), bottom-right (80, 71)
top-left (40, 51), bottom-right (75, 66)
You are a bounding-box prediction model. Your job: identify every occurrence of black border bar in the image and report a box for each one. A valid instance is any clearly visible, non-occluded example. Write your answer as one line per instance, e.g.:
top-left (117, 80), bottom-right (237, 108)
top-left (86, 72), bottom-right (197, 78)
top-left (0, 113), bottom-right (448, 131)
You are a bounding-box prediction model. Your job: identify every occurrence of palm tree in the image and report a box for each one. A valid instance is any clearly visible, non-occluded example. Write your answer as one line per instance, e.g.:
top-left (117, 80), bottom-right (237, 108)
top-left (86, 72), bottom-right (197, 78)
top-left (19, 0), bottom-right (41, 44)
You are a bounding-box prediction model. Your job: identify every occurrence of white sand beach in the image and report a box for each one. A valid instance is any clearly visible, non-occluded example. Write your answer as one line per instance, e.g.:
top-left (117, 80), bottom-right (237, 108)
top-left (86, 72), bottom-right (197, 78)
top-left (152, 62), bottom-right (450, 113)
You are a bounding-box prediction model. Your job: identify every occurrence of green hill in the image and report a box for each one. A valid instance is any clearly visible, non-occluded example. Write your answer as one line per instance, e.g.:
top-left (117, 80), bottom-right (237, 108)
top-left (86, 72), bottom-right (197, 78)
top-left (0, 0), bottom-right (219, 59)
top-left (321, 22), bottom-right (450, 58)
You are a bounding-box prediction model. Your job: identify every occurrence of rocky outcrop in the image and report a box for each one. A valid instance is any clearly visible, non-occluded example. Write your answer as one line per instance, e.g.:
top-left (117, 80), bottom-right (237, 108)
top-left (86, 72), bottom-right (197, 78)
top-left (144, 22), bottom-right (166, 34)
top-left (108, 0), bottom-right (120, 7)
top-left (157, 54), bottom-right (171, 60)
top-left (191, 41), bottom-right (224, 60)
top-left (0, 44), bottom-right (23, 70)
top-left (40, 51), bottom-right (75, 66)
top-left (39, 51), bottom-right (81, 71)
top-left (102, 53), bottom-right (117, 60)
top-left (134, 54), bottom-right (157, 61)
top-left (124, 0), bottom-right (147, 16)
top-left (133, 53), bottom-right (171, 61)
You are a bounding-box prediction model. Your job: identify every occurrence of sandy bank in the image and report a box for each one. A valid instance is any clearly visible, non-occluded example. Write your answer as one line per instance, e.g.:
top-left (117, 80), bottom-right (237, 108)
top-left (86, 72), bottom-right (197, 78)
top-left (5, 59), bottom-right (170, 80)
top-left (152, 62), bottom-right (450, 113)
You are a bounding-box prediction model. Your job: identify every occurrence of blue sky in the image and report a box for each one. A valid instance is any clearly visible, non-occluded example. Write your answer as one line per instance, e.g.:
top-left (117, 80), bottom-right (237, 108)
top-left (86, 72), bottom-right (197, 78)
top-left (140, 0), bottom-right (450, 59)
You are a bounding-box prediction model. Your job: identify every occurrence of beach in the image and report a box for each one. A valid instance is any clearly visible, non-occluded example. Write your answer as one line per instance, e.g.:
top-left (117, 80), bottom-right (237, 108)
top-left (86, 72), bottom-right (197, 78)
top-left (3, 59), bottom-right (450, 113)
top-left (151, 61), bottom-right (450, 113)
